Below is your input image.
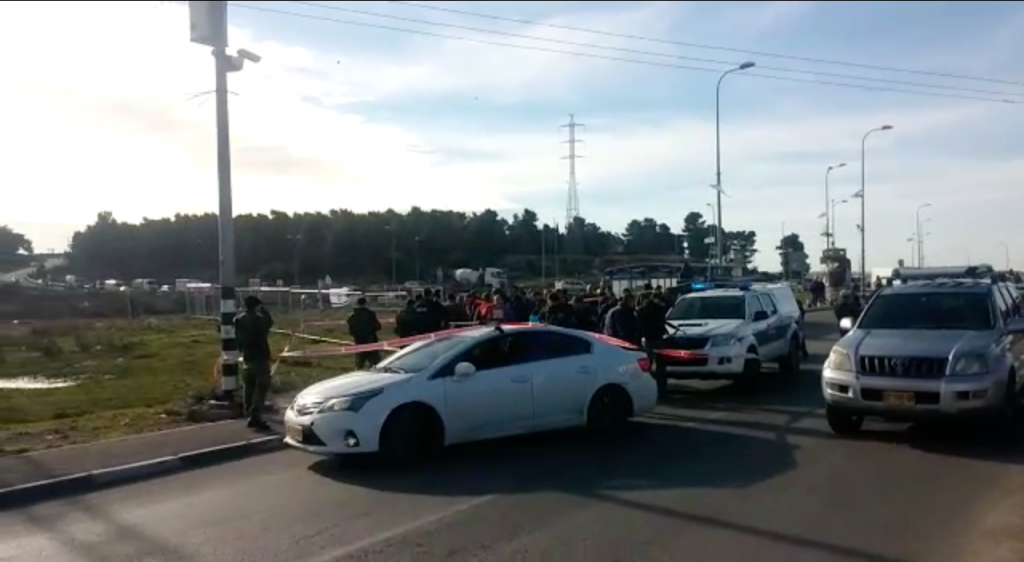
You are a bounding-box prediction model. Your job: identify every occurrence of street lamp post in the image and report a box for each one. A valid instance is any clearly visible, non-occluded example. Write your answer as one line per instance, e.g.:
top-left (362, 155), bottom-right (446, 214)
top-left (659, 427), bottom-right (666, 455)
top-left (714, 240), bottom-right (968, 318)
top-left (906, 236), bottom-right (917, 267)
top-left (824, 163), bottom-right (846, 248)
top-left (706, 202), bottom-right (716, 280)
top-left (189, 0), bottom-right (262, 401)
top-left (915, 203), bottom-right (932, 268)
top-left (714, 61), bottom-right (755, 265)
top-left (1000, 241), bottom-right (1011, 270)
top-left (831, 198), bottom-right (848, 247)
top-left (858, 124), bottom-right (893, 289)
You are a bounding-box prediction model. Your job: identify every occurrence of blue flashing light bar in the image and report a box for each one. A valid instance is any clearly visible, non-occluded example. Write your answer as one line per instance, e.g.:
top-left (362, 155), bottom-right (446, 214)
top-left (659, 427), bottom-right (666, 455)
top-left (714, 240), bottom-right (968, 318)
top-left (692, 280), bottom-right (753, 291)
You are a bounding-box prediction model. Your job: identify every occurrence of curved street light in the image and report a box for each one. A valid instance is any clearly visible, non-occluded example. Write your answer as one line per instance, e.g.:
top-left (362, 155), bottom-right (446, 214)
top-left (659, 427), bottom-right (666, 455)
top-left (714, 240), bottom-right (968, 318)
top-left (858, 124), bottom-right (893, 288)
top-left (915, 203), bottom-right (932, 268)
top-left (714, 61), bottom-right (756, 265)
top-left (824, 163), bottom-right (847, 248)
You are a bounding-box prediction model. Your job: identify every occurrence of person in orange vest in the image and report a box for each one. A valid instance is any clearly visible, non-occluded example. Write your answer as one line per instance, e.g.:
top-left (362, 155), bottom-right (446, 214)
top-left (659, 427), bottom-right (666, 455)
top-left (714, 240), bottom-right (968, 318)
top-left (471, 294), bottom-right (494, 323)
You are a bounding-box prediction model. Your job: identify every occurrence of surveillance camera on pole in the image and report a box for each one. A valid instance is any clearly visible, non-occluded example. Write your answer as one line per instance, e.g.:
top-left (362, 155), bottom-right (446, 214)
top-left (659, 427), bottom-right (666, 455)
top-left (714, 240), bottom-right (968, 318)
top-left (236, 49), bottom-right (261, 63)
top-left (212, 48), bottom-right (261, 72)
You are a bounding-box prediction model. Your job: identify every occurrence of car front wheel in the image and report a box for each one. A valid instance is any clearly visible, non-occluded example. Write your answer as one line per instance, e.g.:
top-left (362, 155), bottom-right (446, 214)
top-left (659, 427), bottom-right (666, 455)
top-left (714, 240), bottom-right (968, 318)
top-left (826, 405), bottom-right (864, 436)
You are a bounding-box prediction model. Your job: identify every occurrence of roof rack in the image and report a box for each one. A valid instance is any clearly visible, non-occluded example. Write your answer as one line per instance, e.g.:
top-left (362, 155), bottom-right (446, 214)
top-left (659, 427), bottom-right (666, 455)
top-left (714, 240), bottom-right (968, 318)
top-left (901, 278), bottom-right (992, 286)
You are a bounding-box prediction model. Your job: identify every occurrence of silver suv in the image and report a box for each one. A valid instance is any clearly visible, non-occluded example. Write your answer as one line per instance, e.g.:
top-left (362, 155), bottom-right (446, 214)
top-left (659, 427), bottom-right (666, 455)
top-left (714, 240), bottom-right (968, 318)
top-left (821, 279), bottom-right (1024, 435)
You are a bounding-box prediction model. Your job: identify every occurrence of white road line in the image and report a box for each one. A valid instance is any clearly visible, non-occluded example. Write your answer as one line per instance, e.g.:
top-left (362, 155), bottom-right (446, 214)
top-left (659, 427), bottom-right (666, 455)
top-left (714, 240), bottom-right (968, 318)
top-left (304, 494), bottom-right (496, 562)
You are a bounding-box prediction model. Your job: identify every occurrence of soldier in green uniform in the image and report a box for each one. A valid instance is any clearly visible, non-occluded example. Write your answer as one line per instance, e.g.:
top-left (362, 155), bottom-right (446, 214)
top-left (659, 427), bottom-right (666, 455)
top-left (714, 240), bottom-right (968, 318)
top-left (234, 295), bottom-right (274, 430)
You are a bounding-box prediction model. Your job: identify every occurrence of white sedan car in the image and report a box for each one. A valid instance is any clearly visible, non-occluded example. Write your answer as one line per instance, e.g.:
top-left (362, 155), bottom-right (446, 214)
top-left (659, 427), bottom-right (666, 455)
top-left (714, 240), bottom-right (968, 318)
top-left (283, 324), bottom-right (658, 462)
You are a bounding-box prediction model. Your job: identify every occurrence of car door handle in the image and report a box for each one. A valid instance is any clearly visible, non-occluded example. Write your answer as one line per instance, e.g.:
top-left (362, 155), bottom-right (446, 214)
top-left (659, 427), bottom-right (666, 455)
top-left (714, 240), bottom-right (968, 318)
top-left (576, 367), bottom-right (592, 375)
top-left (510, 375), bottom-right (531, 384)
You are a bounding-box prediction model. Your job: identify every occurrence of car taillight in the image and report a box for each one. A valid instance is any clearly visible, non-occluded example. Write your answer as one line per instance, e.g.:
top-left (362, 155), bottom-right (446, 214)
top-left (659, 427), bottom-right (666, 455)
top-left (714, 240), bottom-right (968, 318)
top-left (636, 357), bottom-right (651, 373)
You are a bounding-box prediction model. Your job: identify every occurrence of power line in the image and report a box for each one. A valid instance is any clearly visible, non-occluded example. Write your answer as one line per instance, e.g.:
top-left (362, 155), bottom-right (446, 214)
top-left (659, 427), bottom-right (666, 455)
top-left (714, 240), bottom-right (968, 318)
top-left (388, 0), bottom-right (1024, 88)
top-left (229, 3), bottom-right (1018, 104)
top-left (290, 0), bottom-right (1023, 100)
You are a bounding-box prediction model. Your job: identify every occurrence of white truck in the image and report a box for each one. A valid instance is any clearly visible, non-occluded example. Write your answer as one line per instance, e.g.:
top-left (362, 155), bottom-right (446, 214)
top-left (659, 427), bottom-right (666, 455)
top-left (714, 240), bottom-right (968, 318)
top-left (453, 267), bottom-right (507, 290)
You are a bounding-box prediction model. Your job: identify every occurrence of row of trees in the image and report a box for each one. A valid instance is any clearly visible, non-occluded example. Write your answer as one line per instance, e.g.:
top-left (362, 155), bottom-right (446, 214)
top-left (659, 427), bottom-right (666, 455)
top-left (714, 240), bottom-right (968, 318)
top-left (0, 225), bottom-right (33, 255)
top-left (10, 208), bottom-right (791, 285)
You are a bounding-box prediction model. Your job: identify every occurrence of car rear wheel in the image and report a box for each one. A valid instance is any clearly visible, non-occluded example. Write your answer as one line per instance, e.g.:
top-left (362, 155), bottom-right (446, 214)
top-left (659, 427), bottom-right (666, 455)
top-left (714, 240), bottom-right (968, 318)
top-left (826, 405), bottom-right (864, 436)
top-left (587, 385), bottom-right (633, 431)
top-left (778, 336), bottom-right (801, 375)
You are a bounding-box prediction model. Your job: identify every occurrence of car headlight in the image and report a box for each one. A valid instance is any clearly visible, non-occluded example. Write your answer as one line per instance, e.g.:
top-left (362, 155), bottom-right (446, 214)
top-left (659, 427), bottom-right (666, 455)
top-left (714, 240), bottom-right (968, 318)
top-left (824, 347), bottom-right (854, 372)
top-left (318, 389), bottom-right (383, 413)
top-left (951, 354), bottom-right (989, 376)
top-left (708, 335), bottom-right (738, 347)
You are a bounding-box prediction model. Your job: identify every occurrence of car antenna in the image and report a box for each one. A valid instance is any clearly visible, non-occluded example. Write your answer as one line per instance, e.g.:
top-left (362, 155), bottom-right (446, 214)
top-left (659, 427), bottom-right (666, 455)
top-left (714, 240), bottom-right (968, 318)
top-left (493, 324), bottom-right (504, 334)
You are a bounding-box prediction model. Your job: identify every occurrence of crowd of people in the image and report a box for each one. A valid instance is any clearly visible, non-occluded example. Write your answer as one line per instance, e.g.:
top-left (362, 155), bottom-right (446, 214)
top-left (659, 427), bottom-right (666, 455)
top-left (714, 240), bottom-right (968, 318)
top-left (342, 284), bottom-right (681, 369)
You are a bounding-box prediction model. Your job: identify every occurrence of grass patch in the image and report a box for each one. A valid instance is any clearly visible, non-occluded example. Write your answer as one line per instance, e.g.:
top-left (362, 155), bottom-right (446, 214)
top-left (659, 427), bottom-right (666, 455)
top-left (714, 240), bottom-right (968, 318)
top-left (0, 310), bottom-right (392, 453)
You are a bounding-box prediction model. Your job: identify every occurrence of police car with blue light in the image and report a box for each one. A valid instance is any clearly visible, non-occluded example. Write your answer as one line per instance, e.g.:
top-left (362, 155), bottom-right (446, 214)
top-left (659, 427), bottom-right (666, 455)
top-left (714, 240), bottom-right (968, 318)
top-left (655, 281), bottom-right (805, 384)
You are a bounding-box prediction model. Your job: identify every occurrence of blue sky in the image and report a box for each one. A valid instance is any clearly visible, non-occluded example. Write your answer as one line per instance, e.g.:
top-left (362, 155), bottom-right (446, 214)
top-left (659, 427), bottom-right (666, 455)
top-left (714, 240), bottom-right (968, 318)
top-left (1, 1), bottom-right (1022, 270)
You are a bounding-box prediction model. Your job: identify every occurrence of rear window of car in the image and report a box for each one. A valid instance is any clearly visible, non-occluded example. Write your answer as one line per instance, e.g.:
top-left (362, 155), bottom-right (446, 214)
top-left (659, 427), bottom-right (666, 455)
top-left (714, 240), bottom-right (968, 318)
top-left (766, 287), bottom-right (798, 314)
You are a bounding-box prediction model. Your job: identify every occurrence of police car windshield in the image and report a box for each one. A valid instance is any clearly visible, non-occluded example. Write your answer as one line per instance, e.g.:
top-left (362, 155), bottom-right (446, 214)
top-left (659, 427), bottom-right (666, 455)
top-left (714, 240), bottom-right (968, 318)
top-left (374, 335), bottom-right (471, 373)
top-left (667, 295), bottom-right (745, 321)
top-left (858, 292), bottom-right (994, 331)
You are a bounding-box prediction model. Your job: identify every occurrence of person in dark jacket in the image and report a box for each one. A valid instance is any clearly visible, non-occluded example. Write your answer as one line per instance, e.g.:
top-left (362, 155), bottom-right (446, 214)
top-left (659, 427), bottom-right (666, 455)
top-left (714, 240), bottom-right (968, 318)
top-left (233, 296), bottom-right (274, 430)
top-left (572, 294), bottom-right (599, 331)
top-left (395, 299), bottom-right (417, 337)
top-left (542, 292), bottom-right (576, 328)
top-left (445, 293), bottom-right (469, 325)
top-left (411, 292), bottom-right (440, 333)
top-left (603, 294), bottom-right (642, 346)
top-left (425, 289), bottom-right (448, 331)
top-left (636, 292), bottom-right (668, 345)
top-left (346, 297), bottom-right (382, 369)
top-left (834, 290), bottom-right (863, 322)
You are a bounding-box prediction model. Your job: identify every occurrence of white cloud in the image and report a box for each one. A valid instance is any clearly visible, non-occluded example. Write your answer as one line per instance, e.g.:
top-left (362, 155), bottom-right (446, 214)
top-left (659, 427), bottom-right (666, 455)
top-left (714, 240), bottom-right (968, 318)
top-left (1, 0), bottom-right (1022, 271)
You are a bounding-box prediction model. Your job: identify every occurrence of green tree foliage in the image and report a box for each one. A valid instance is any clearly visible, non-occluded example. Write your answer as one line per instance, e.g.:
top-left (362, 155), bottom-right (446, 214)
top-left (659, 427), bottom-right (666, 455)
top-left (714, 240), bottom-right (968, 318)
top-left (67, 208), bottom-right (760, 284)
top-left (0, 225), bottom-right (34, 255)
top-left (777, 233), bottom-right (805, 273)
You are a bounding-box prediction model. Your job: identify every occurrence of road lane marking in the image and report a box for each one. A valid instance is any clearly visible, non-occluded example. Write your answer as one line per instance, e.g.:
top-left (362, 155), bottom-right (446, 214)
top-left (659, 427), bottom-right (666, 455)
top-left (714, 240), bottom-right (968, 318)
top-left (303, 494), bottom-right (496, 562)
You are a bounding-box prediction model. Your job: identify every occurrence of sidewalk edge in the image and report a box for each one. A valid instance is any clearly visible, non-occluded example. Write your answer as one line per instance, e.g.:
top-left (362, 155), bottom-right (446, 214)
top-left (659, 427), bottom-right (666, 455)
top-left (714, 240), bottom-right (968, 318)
top-left (0, 434), bottom-right (286, 510)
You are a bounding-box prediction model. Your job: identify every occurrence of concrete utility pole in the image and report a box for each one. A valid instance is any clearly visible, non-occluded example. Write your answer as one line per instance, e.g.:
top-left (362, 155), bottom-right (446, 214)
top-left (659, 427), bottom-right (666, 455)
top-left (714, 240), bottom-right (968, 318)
top-left (189, 1), bottom-right (260, 400)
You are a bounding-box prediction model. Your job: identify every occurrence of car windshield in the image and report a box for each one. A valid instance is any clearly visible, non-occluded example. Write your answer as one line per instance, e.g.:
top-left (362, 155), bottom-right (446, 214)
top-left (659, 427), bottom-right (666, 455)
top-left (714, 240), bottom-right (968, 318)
top-left (372, 335), bottom-right (471, 373)
top-left (667, 295), bottom-right (745, 321)
top-left (858, 292), bottom-right (994, 331)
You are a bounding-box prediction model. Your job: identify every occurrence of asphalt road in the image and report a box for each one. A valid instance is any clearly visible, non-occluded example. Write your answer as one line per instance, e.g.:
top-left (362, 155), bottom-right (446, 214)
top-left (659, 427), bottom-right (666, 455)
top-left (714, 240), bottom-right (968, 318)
top-left (0, 257), bottom-right (65, 284)
top-left (3, 311), bottom-right (1023, 562)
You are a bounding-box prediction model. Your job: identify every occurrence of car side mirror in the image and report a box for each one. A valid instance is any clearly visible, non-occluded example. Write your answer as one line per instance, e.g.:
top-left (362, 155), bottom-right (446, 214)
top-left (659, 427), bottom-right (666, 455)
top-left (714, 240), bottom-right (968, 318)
top-left (752, 310), bottom-right (769, 322)
top-left (1007, 318), bottom-right (1024, 335)
top-left (453, 361), bottom-right (477, 380)
top-left (838, 317), bottom-right (855, 336)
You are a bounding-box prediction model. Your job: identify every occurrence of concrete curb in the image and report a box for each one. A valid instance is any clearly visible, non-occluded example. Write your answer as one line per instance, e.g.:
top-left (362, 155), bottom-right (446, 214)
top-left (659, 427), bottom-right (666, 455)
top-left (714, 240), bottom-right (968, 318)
top-left (0, 434), bottom-right (287, 510)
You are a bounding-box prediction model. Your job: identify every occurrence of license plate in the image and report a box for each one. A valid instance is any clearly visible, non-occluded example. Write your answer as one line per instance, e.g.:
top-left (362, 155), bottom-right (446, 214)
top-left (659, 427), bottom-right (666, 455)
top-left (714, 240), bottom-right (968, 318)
top-left (285, 423), bottom-right (304, 442)
top-left (882, 391), bottom-right (915, 406)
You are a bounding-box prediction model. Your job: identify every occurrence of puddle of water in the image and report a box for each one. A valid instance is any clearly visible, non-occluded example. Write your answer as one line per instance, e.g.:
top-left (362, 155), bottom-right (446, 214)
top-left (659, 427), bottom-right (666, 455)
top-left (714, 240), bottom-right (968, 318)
top-left (0, 376), bottom-right (81, 389)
